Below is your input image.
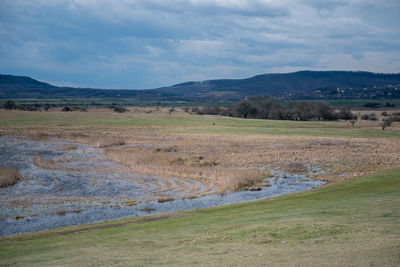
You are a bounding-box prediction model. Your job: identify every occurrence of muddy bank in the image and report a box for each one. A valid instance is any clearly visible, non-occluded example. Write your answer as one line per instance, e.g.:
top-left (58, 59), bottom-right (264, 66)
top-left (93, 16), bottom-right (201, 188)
top-left (0, 136), bottom-right (324, 236)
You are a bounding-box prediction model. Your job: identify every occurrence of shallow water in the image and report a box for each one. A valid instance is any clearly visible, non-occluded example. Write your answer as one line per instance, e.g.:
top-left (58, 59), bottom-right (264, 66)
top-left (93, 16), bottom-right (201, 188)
top-left (0, 136), bottom-right (325, 236)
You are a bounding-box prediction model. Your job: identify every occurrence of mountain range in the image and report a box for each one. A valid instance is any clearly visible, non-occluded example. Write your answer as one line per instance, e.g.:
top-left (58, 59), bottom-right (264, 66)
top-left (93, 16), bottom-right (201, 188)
top-left (1, 71), bottom-right (399, 101)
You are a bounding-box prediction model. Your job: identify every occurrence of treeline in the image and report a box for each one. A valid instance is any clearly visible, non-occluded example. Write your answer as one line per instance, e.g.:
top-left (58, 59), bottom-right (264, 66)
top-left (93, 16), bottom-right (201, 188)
top-left (2, 100), bottom-right (131, 113)
top-left (193, 95), bottom-right (355, 121)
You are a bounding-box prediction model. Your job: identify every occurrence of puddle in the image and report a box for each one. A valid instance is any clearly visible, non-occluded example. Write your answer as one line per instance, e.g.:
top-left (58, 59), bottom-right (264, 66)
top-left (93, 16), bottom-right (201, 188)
top-left (0, 136), bottom-right (325, 236)
top-left (269, 143), bottom-right (283, 147)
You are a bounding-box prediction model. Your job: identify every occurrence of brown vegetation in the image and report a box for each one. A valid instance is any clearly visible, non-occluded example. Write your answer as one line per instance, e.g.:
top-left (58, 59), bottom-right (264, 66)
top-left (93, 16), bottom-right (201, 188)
top-left (157, 197), bottom-right (175, 203)
top-left (0, 166), bottom-right (22, 187)
top-left (99, 132), bottom-right (400, 188)
top-left (284, 162), bottom-right (307, 174)
top-left (90, 137), bottom-right (126, 148)
top-left (58, 144), bottom-right (78, 151)
top-left (55, 209), bottom-right (83, 216)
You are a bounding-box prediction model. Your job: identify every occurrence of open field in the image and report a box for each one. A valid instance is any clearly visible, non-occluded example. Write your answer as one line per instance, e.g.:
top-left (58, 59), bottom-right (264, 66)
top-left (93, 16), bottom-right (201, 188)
top-left (0, 108), bottom-right (400, 265)
top-left (0, 168), bottom-right (399, 266)
top-left (1, 108), bottom-right (400, 138)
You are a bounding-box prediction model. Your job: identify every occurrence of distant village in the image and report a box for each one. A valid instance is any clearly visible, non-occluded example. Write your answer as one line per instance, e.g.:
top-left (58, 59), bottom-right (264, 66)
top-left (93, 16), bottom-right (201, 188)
top-left (280, 84), bottom-right (400, 100)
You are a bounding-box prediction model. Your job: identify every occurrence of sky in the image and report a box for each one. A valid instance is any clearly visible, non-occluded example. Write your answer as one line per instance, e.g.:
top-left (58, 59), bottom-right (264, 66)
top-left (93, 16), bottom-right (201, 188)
top-left (0, 0), bottom-right (399, 89)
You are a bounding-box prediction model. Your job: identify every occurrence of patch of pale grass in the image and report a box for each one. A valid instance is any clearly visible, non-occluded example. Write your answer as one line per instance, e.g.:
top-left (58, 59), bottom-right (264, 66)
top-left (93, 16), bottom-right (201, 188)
top-left (33, 156), bottom-right (59, 170)
top-left (58, 144), bottom-right (78, 151)
top-left (0, 166), bottom-right (22, 187)
top-left (32, 156), bottom-right (84, 172)
top-left (104, 147), bottom-right (265, 193)
top-left (90, 137), bottom-right (126, 148)
top-left (216, 168), bottom-right (265, 192)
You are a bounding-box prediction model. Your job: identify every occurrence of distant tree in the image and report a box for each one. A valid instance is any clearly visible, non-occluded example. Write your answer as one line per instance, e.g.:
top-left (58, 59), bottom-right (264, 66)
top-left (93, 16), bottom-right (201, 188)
top-left (234, 101), bottom-right (256, 119)
top-left (294, 102), bottom-right (314, 120)
top-left (390, 115), bottom-right (400, 122)
top-left (260, 98), bottom-right (281, 119)
top-left (381, 119), bottom-right (392, 130)
top-left (350, 120), bottom-right (356, 128)
top-left (315, 103), bottom-right (337, 121)
top-left (62, 106), bottom-right (72, 112)
top-left (4, 100), bottom-right (17, 110)
top-left (337, 108), bottom-right (354, 121)
top-left (193, 95), bottom-right (353, 122)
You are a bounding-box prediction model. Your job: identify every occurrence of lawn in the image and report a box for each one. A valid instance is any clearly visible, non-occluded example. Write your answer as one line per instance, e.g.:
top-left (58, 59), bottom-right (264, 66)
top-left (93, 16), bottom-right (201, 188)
top-left (1, 169), bottom-right (399, 266)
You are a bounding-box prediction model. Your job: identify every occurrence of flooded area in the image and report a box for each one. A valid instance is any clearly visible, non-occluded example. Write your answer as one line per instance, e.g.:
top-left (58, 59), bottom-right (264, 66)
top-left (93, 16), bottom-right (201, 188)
top-left (0, 136), bottom-right (325, 236)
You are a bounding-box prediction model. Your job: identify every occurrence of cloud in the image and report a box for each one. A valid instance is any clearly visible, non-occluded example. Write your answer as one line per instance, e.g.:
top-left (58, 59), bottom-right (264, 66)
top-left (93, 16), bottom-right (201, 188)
top-left (0, 0), bottom-right (399, 88)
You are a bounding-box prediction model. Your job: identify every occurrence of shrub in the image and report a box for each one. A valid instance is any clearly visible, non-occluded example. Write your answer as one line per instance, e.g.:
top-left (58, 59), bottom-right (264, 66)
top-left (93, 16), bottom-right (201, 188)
top-left (62, 106), bottom-right (72, 112)
top-left (361, 114), bottom-right (369, 120)
top-left (369, 116), bottom-right (378, 121)
top-left (390, 115), bottom-right (400, 122)
top-left (113, 106), bottom-right (129, 113)
top-left (284, 162), bottom-right (307, 173)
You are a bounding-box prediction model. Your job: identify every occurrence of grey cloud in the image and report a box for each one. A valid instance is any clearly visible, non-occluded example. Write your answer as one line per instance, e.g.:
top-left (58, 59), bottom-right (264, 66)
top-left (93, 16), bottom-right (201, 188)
top-left (0, 0), bottom-right (399, 88)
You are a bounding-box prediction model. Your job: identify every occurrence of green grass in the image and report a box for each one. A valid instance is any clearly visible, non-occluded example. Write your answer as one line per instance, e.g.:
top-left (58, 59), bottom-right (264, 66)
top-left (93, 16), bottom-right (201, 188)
top-left (1, 169), bottom-right (399, 266)
top-left (2, 110), bottom-right (399, 139)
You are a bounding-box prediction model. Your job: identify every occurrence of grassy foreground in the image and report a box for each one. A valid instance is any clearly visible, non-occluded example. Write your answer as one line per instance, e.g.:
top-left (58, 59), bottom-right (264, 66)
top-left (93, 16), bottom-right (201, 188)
top-left (1, 169), bottom-right (399, 266)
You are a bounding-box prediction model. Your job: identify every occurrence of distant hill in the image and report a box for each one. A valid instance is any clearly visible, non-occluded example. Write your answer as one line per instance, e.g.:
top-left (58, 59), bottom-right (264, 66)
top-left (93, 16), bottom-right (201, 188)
top-left (1, 71), bottom-right (400, 101)
top-left (0, 74), bottom-right (142, 99)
